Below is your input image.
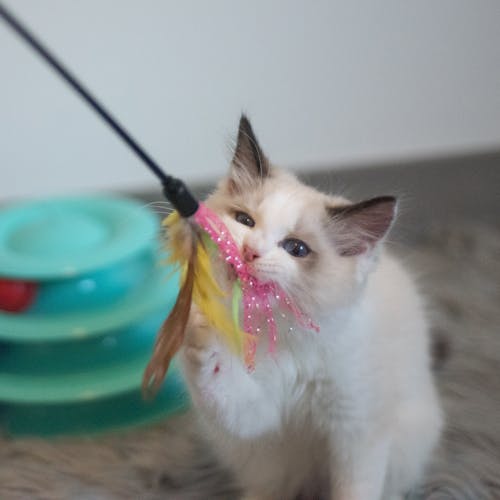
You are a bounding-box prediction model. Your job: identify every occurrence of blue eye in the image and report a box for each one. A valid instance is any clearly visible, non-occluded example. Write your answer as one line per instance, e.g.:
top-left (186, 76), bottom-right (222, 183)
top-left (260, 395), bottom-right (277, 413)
top-left (235, 211), bottom-right (255, 227)
top-left (281, 238), bottom-right (311, 258)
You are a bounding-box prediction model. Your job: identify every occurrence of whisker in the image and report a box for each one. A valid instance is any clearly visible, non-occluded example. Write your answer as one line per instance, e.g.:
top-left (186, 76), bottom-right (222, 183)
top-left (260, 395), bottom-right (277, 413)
top-left (141, 201), bottom-right (174, 212)
top-left (149, 209), bottom-right (175, 215)
top-left (146, 201), bottom-right (174, 207)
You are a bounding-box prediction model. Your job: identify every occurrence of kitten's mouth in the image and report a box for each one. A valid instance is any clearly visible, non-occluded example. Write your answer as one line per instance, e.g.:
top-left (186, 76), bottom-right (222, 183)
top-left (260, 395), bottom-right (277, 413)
top-left (245, 262), bottom-right (274, 284)
top-left (243, 262), bottom-right (259, 278)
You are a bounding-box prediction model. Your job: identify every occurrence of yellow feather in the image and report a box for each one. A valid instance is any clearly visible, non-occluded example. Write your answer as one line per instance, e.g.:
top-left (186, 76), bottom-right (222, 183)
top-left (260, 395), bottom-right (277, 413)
top-left (193, 237), bottom-right (243, 353)
top-left (164, 211), bottom-right (244, 353)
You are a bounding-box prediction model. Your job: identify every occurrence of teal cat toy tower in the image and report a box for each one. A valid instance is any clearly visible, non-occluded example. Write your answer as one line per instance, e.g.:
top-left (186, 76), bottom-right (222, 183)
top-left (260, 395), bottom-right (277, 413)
top-left (0, 196), bottom-right (188, 436)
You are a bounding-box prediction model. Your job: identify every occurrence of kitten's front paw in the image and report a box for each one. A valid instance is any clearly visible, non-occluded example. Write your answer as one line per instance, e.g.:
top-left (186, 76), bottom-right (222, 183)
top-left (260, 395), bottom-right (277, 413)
top-left (182, 343), bottom-right (224, 408)
top-left (184, 345), bottom-right (221, 376)
top-left (183, 304), bottom-right (221, 375)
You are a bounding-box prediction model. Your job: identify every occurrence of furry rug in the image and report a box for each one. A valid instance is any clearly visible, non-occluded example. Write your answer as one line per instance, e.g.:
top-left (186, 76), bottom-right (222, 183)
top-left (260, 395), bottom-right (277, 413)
top-left (1, 222), bottom-right (499, 500)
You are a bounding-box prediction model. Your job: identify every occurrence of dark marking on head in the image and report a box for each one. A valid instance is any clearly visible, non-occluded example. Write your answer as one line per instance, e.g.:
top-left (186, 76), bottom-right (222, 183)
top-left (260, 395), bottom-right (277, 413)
top-left (228, 114), bottom-right (270, 193)
top-left (431, 328), bottom-right (452, 371)
top-left (327, 196), bottom-right (397, 256)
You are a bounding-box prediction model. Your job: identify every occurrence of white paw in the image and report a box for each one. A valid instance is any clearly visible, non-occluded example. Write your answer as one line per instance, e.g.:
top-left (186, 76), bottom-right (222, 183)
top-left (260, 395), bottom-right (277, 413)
top-left (182, 342), bottom-right (224, 398)
top-left (184, 345), bottom-right (221, 375)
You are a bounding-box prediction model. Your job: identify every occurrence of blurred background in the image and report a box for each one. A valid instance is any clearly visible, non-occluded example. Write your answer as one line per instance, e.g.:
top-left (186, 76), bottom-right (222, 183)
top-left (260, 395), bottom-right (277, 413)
top-left (1, 2), bottom-right (500, 499)
top-left (1, 0), bottom-right (499, 202)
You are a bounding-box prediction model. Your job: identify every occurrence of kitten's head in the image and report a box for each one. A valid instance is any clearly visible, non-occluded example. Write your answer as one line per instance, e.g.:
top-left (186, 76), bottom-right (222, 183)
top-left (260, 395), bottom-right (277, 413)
top-left (206, 115), bottom-right (397, 316)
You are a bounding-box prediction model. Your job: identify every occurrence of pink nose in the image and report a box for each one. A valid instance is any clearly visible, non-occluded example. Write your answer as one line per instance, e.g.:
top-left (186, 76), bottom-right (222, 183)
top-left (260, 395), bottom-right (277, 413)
top-left (243, 244), bottom-right (260, 262)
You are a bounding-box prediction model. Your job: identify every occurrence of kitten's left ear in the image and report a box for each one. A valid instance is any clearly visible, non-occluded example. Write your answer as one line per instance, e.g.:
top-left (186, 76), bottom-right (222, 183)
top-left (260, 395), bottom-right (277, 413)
top-left (327, 196), bottom-right (397, 256)
top-left (228, 114), bottom-right (270, 192)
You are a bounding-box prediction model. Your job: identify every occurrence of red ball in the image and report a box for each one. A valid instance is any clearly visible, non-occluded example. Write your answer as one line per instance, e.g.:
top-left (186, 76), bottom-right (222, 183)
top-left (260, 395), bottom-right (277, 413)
top-left (0, 279), bottom-right (38, 313)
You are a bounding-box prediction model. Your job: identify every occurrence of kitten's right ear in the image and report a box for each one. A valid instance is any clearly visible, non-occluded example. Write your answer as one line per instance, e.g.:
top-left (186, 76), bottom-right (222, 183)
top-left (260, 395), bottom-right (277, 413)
top-left (327, 196), bottom-right (397, 256)
top-left (228, 114), bottom-right (270, 193)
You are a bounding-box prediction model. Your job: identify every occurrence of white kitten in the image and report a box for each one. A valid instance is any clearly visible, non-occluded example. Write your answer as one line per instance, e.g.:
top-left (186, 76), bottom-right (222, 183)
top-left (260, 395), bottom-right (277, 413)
top-left (181, 115), bottom-right (443, 500)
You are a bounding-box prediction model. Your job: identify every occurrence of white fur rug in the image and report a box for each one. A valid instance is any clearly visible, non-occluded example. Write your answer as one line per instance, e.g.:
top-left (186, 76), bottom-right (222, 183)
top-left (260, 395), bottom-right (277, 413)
top-left (1, 222), bottom-right (499, 500)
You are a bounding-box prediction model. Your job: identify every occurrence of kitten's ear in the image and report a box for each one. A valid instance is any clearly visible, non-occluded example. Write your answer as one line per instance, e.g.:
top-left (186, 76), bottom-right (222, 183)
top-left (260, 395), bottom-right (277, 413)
top-left (327, 196), bottom-right (397, 256)
top-left (228, 114), bottom-right (269, 192)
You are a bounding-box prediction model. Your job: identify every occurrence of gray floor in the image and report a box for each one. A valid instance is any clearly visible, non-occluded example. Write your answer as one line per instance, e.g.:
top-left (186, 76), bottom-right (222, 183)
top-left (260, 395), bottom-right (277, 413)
top-left (1, 158), bottom-right (500, 499)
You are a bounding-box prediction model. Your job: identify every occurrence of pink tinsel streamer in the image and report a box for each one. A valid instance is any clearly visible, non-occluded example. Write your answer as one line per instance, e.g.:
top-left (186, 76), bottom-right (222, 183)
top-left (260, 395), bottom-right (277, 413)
top-left (193, 203), bottom-right (319, 368)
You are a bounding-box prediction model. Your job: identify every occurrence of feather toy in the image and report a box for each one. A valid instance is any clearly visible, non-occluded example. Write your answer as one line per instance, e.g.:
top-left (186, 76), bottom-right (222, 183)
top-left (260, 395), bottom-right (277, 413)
top-left (143, 203), bottom-right (319, 395)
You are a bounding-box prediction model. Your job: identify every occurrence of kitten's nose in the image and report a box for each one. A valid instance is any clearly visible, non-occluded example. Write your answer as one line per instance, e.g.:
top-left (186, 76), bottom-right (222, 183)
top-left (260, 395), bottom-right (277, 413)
top-left (243, 244), bottom-right (260, 262)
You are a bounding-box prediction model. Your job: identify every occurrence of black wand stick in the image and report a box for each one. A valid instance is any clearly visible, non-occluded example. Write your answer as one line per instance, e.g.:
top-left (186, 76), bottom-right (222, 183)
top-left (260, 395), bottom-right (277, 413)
top-left (0, 2), bottom-right (198, 217)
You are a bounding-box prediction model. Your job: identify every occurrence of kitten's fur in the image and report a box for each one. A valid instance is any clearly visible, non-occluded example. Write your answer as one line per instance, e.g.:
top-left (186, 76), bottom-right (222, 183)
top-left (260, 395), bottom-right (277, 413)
top-left (181, 115), bottom-right (443, 500)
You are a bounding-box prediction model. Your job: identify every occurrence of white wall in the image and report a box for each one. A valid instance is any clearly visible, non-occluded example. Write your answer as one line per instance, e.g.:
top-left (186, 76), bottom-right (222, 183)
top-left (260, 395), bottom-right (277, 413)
top-left (1, 0), bottom-right (500, 201)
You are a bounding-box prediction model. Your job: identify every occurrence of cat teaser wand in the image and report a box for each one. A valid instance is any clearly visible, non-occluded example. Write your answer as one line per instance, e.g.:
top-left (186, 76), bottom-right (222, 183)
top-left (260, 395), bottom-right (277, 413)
top-left (0, 3), bottom-right (318, 396)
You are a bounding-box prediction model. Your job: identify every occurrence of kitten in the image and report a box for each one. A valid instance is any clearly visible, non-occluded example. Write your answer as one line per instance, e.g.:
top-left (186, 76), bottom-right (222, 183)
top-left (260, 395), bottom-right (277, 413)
top-left (181, 115), bottom-right (443, 500)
